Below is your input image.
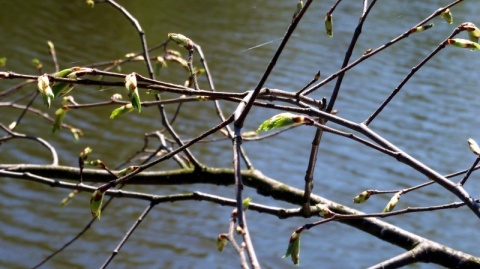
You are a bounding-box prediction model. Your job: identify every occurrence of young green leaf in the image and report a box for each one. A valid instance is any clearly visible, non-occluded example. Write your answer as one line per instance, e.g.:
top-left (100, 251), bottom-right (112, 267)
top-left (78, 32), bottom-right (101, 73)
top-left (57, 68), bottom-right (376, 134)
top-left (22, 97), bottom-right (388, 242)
top-left (51, 67), bottom-right (81, 97)
top-left (52, 106), bottom-right (69, 133)
top-left (0, 57), bottom-right (6, 68)
top-left (90, 189), bottom-right (105, 219)
top-left (110, 103), bottom-right (134, 119)
top-left (441, 9), bottom-right (453, 24)
top-left (242, 197), bottom-right (251, 211)
top-left (283, 229), bottom-right (302, 265)
top-left (125, 73), bottom-right (141, 113)
top-left (37, 74), bottom-right (54, 108)
top-left (129, 88), bottom-right (141, 113)
top-left (257, 113), bottom-right (305, 132)
top-left (447, 38), bottom-right (480, 50)
top-left (216, 234), bottom-right (228, 252)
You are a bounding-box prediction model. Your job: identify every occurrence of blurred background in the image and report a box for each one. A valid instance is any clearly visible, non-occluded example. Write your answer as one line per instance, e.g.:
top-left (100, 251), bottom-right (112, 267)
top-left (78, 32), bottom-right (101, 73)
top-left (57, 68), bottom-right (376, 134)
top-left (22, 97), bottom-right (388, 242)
top-left (1, 1), bottom-right (480, 268)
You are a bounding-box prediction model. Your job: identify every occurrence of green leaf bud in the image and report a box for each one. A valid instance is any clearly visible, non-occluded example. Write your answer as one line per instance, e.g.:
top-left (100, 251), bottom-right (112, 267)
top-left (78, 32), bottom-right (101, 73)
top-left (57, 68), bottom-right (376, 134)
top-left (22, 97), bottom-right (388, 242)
top-left (37, 74), bottom-right (54, 108)
top-left (168, 33), bottom-right (194, 50)
top-left (447, 38), bottom-right (480, 50)
top-left (32, 59), bottom-right (43, 70)
top-left (461, 22), bottom-right (480, 43)
top-left (257, 113), bottom-right (305, 132)
top-left (80, 147), bottom-right (93, 161)
top-left (353, 190), bottom-right (371, 203)
top-left (85, 159), bottom-right (105, 168)
top-left (325, 13), bottom-right (333, 37)
top-left (52, 106), bottom-right (69, 133)
top-left (383, 192), bottom-right (401, 213)
top-left (315, 204), bottom-right (334, 218)
top-left (467, 138), bottom-right (480, 155)
top-left (116, 166), bottom-right (137, 177)
top-left (51, 67), bottom-right (82, 98)
top-left (216, 234), bottom-right (228, 252)
top-left (90, 189), bottom-right (105, 219)
top-left (60, 189), bottom-right (79, 206)
top-left (110, 104), bottom-right (134, 119)
top-left (125, 73), bottom-right (141, 113)
top-left (409, 23), bottom-right (434, 34)
top-left (85, 0), bottom-right (94, 7)
top-left (70, 128), bottom-right (83, 141)
top-left (293, 0), bottom-right (303, 19)
top-left (283, 230), bottom-right (301, 265)
top-left (441, 9), bottom-right (453, 24)
top-left (242, 197), bottom-right (251, 211)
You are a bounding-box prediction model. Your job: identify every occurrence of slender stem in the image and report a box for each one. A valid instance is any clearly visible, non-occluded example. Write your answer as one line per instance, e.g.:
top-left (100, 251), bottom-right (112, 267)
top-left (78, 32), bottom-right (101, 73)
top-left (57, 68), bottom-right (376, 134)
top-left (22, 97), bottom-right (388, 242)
top-left (234, 0), bottom-right (313, 128)
top-left (299, 0), bottom-right (464, 96)
top-left (100, 203), bottom-right (155, 269)
top-left (301, 118), bottom-right (323, 215)
top-left (104, 0), bottom-right (202, 169)
top-left (241, 211), bottom-right (260, 269)
top-left (458, 157), bottom-right (480, 186)
top-left (11, 91), bottom-right (39, 131)
top-left (326, 0), bottom-right (377, 113)
top-left (0, 124), bottom-right (58, 165)
top-left (107, 115), bottom-right (233, 188)
top-left (104, 0), bottom-right (154, 78)
top-left (195, 44), bottom-right (254, 170)
top-left (301, 0), bottom-right (376, 215)
top-left (364, 29), bottom-right (460, 125)
top-left (233, 125), bottom-right (244, 227)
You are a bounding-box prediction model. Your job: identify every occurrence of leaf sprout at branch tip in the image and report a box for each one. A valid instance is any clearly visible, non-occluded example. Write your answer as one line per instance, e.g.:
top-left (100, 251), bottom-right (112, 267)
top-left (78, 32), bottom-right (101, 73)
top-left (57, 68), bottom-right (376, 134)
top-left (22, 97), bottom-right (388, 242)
top-left (283, 230), bottom-right (302, 265)
top-left (467, 138), bottom-right (480, 156)
top-left (257, 113), bottom-right (305, 132)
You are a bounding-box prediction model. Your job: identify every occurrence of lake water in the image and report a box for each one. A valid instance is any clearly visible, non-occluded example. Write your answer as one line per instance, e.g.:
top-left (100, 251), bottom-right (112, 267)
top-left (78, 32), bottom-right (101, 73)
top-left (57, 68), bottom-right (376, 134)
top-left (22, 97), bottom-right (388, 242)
top-left (1, 1), bottom-right (480, 268)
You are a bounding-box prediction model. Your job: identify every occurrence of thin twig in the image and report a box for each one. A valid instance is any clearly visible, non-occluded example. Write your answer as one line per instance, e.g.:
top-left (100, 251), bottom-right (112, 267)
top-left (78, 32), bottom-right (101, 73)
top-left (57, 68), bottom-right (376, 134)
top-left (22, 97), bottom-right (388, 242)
top-left (364, 28), bottom-right (462, 125)
top-left (298, 0), bottom-right (464, 96)
top-left (458, 156), bottom-right (480, 186)
top-left (100, 203), bottom-right (155, 269)
top-left (0, 124), bottom-right (58, 165)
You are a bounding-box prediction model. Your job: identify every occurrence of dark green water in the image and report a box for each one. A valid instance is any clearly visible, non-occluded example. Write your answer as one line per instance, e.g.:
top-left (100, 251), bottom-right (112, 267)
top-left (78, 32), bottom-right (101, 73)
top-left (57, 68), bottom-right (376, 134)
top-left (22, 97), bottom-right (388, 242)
top-left (1, 1), bottom-right (480, 268)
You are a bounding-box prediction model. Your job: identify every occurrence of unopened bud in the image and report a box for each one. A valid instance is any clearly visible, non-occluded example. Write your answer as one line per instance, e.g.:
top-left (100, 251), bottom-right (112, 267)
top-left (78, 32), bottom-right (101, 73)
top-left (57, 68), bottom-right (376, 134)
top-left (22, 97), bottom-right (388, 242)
top-left (353, 190), bottom-right (371, 204)
top-left (216, 234), bottom-right (228, 252)
top-left (325, 13), bottom-right (333, 37)
top-left (441, 9), bottom-right (453, 24)
top-left (467, 138), bottom-right (480, 155)
top-left (383, 192), bottom-right (401, 213)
